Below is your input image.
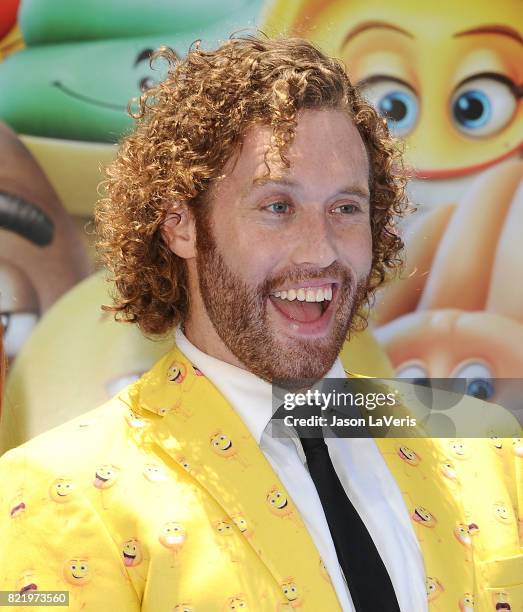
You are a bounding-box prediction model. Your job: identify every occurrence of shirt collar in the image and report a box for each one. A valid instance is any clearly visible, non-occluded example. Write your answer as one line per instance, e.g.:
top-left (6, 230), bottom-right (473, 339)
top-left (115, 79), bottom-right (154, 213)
top-left (174, 326), bottom-right (346, 445)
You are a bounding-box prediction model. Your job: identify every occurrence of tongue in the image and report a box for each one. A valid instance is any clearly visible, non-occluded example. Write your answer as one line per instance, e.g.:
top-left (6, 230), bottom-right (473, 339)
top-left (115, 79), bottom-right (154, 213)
top-left (269, 296), bottom-right (323, 323)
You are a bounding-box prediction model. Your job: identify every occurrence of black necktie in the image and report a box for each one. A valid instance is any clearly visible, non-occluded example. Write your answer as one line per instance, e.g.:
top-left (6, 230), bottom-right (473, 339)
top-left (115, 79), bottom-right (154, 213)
top-left (299, 433), bottom-right (401, 612)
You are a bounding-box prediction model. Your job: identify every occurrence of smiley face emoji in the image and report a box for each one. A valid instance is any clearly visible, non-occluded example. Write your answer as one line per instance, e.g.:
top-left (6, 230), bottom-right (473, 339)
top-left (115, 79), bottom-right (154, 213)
top-left (397, 445), bottom-right (420, 466)
top-left (49, 478), bottom-right (76, 503)
top-left (468, 523), bottom-right (480, 536)
top-left (281, 578), bottom-right (301, 606)
top-left (493, 502), bottom-right (511, 524)
top-left (449, 439), bottom-right (469, 459)
top-left (122, 538), bottom-right (143, 567)
top-left (159, 521), bottom-right (187, 551)
top-left (93, 464), bottom-right (120, 489)
top-left (226, 595), bottom-right (248, 611)
top-left (231, 514), bottom-right (253, 538)
top-left (512, 438), bottom-right (523, 457)
top-left (176, 455), bottom-right (192, 472)
top-left (459, 592), bottom-right (474, 612)
top-left (440, 459), bottom-right (457, 480)
top-left (63, 558), bottom-right (91, 586)
top-left (214, 519), bottom-right (234, 536)
top-left (412, 506), bottom-right (437, 527)
top-left (489, 436), bottom-right (503, 451)
top-left (426, 576), bottom-right (444, 601)
top-left (143, 463), bottom-right (167, 482)
top-left (210, 431), bottom-right (236, 458)
top-left (16, 570), bottom-right (38, 593)
top-left (167, 361), bottom-right (187, 384)
top-left (267, 487), bottom-right (292, 517)
top-left (454, 524), bottom-right (471, 547)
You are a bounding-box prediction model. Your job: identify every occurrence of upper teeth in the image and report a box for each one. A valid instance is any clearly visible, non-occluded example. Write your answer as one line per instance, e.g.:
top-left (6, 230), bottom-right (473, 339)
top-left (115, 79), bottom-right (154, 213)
top-left (271, 286), bottom-right (333, 302)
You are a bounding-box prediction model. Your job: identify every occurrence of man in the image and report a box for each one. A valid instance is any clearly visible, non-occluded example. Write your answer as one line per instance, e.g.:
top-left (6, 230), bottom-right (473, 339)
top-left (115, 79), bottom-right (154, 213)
top-left (0, 36), bottom-right (521, 612)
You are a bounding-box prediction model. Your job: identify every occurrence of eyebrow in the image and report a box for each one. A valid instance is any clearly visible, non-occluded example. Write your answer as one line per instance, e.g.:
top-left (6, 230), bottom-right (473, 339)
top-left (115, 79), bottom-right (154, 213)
top-left (0, 191), bottom-right (54, 246)
top-left (343, 21), bottom-right (414, 47)
top-left (250, 177), bottom-right (370, 200)
top-left (454, 25), bottom-right (523, 45)
top-left (134, 48), bottom-right (154, 66)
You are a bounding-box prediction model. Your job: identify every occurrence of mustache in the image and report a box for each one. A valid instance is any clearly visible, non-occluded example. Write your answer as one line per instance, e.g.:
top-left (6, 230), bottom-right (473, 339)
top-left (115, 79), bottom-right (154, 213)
top-left (261, 261), bottom-right (355, 295)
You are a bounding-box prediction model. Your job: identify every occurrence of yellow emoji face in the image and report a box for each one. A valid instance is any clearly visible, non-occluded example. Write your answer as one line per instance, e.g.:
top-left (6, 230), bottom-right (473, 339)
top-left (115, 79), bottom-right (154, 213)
top-left (226, 595), bottom-right (248, 611)
top-left (159, 521), bottom-right (187, 550)
top-left (454, 524), bottom-right (471, 547)
top-left (380, 310), bottom-right (523, 385)
top-left (93, 464), bottom-right (120, 489)
top-left (122, 538), bottom-right (143, 567)
top-left (493, 501), bottom-right (511, 523)
top-left (167, 361), bottom-right (186, 384)
top-left (49, 478), bottom-right (76, 503)
top-left (16, 570), bottom-right (38, 593)
top-left (267, 487), bottom-right (291, 516)
top-left (268, 0), bottom-right (523, 190)
top-left (214, 519), bottom-right (234, 536)
top-left (440, 460), bottom-right (457, 480)
top-left (397, 445), bottom-right (420, 466)
top-left (468, 522), bottom-right (480, 536)
top-left (426, 576), bottom-right (444, 601)
top-left (63, 557), bottom-right (90, 586)
top-left (412, 506), bottom-right (437, 527)
top-left (210, 431), bottom-right (235, 456)
top-left (143, 463), bottom-right (167, 482)
top-left (513, 437), bottom-right (523, 457)
top-left (281, 578), bottom-right (301, 604)
top-left (176, 455), bottom-right (192, 472)
top-left (489, 435), bottom-right (503, 450)
top-left (449, 439), bottom-right (469, 459)
top-left (459, 592), bottom-right (474, 611)
top-left (231, 515), bottom-right (250, 535)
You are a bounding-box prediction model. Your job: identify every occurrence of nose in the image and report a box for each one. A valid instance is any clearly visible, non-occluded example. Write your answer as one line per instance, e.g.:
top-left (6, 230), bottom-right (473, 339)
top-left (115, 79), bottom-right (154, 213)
top-left (289, 211), bottom-right (338, 267)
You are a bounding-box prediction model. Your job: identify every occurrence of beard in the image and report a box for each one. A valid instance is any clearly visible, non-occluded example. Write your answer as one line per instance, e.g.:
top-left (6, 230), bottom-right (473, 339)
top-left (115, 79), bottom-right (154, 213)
top-left (195, 215), bottom-right (369, 382)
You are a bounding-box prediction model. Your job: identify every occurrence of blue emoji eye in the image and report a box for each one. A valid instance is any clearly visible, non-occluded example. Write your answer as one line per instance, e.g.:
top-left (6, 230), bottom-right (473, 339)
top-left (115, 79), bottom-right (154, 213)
top-left (453, 90), bottom-right (491, 129)
top-left (451, 361), bottom-right (494, 400)
top-left (451, 75), bottom-right (517, 137)
top-left (465, 378), bottom-right (494, 401)
top-left (359, 77), bottom-right (419, 137)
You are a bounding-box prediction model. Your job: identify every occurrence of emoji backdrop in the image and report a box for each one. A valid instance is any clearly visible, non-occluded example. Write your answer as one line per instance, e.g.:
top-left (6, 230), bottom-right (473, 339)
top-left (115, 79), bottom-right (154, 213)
top-left (1, 0), bottom-right (522, 450)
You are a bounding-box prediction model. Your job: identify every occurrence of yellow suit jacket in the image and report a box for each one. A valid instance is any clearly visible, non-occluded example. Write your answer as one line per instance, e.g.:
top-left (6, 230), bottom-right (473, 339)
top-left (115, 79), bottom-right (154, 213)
top-left (0, 344), bottom-right (522, 611)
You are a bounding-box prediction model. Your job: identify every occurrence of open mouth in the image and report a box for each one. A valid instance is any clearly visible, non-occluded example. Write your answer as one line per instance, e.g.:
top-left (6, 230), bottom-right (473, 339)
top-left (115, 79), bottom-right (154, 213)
top-left (268, 283), bottom-right (337, 324)
top-left (10, 502), bottom-right (26, 516)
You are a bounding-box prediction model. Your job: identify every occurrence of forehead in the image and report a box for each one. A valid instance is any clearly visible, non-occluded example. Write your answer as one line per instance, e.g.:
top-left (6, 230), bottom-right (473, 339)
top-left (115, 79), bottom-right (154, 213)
top-left (312, 0), bottom-right (522, 36)
top-left (219, 108), bottom-right (370, 192)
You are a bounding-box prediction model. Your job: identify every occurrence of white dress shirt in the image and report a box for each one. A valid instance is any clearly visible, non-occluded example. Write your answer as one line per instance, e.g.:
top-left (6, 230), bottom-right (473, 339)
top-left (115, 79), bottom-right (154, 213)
top-left (175, 327), bottom-right (427, 612)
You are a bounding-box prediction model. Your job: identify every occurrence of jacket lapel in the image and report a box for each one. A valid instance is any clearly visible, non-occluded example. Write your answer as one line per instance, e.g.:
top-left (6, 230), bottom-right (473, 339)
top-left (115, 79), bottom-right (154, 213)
top-left (126, 345), bottom-right (342, 611)
top-left (343, 370), bottom-right (476, 608)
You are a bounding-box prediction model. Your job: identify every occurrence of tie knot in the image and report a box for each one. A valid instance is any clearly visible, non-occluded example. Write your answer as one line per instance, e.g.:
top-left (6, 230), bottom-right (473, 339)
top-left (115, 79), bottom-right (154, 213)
top-left (299, 434), bottom-right (328, 457)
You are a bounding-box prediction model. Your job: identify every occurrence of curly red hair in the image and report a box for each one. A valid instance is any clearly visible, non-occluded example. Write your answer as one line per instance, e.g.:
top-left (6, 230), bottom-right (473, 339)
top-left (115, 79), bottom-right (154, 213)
top-left (95, 35), bottom-right (408, 336)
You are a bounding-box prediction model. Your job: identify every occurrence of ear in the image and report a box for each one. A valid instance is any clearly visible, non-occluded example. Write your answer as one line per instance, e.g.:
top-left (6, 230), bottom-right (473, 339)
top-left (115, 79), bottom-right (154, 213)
top-left (161, 203), bottom-right (197, 259)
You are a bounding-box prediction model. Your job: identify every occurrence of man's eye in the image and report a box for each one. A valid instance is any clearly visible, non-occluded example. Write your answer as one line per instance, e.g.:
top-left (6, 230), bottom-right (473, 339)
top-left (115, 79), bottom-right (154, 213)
top-left (333, 203), bottom-right (359, 214)
top-left (266, 201), bottom-right (290, 214)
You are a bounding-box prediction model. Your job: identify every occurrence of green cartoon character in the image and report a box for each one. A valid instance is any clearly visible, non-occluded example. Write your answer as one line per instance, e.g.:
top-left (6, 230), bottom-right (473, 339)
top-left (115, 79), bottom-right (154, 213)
top-left (0, 0), bottom-right (261, 216)
top-left (0, 0), bottom-right (262, 143)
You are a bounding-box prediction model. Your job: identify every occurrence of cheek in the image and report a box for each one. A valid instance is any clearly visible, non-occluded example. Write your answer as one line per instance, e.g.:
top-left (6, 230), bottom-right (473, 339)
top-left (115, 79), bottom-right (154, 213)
top-left (222, 228), bottom-right (283, 284)
top-left (338, 225), bottom-right (373, 274)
